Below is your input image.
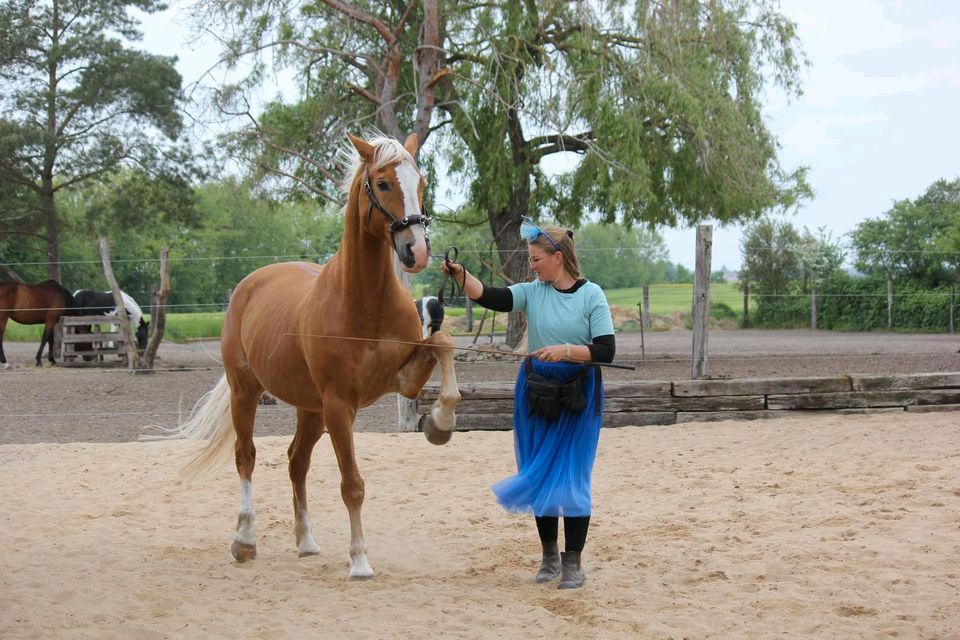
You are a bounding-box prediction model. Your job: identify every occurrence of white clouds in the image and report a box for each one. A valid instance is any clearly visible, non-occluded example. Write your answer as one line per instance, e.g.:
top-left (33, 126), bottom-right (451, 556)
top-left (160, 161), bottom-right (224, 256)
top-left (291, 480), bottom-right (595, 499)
top-left (737, 1), bottom-right (960, 270)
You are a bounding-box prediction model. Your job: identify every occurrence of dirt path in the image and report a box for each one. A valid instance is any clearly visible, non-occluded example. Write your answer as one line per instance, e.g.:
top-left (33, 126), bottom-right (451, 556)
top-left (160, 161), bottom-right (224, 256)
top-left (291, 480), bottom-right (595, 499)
top-left (1, 329), bottom-right (958, 444)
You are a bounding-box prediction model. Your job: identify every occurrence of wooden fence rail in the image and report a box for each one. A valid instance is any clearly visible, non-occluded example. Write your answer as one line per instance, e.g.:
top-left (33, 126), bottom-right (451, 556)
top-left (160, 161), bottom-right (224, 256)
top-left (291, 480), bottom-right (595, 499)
top-left (416, 372), bottom-right (960, 431)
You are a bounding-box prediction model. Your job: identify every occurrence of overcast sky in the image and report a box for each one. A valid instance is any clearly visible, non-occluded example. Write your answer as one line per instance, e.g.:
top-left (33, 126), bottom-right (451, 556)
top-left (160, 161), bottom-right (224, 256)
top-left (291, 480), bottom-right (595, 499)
top-left (140, 1), bottom-right (960, 270)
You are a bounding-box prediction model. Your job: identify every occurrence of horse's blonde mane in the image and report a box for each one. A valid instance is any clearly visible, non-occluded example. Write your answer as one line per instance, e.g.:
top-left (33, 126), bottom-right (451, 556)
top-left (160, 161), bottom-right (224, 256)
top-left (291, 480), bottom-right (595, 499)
top-left (337, 131), bottom-right (416, 197)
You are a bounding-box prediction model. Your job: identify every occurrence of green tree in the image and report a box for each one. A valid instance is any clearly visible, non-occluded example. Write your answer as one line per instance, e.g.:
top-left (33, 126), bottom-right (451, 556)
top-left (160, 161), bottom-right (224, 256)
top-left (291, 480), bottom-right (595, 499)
top-left (796, 227), bottom-right (845, 293)
top-left (665, 262), bottom-right (694, 284)
top-left (0, 0), bottom-right (186, 281)
top-left (851, 178), bottom-right (960, 286)
top-left (576, 222), bottom-right (668, 289)
top-left (193, 0), bottom-right (810, 344)
top-left (738, 218), bottom-right (802, 296)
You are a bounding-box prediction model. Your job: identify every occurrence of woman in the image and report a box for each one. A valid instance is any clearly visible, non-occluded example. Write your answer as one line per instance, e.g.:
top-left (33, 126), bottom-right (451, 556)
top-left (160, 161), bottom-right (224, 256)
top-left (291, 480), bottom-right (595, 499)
top-left (442, 217), bottom-right (615, 589)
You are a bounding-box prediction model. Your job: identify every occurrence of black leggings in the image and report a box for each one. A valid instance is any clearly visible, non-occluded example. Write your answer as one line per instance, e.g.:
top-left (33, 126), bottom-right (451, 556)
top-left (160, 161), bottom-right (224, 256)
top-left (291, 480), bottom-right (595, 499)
top-left (535, 515), bottom-right (591, 553)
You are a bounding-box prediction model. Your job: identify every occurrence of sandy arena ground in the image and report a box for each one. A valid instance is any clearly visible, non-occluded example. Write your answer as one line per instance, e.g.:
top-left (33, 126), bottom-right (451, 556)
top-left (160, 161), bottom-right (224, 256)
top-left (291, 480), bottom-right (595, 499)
top-left (1, 413), bottom-right (958, 638)
top-left (1, 330), bottom-right (959, 638)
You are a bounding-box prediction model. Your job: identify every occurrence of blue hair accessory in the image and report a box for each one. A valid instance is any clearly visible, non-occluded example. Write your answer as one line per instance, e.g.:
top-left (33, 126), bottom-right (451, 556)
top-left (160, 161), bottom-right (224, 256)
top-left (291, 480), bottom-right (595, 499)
top-left (519, 216), bottom-right (562, 252)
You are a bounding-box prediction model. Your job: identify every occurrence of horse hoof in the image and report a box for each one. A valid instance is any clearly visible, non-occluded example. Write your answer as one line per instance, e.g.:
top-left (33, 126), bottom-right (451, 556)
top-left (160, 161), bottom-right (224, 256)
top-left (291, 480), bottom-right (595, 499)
top-left (298, 549), bottom-right (320, 558)
top-left (348, 572), bottom-right (375, 581)
top-left (231, 540), bottom-right (257, 562)
top-left (1, 363), bottom-right (10, 370)
top-left (419, 414), bottom-right (452, 445)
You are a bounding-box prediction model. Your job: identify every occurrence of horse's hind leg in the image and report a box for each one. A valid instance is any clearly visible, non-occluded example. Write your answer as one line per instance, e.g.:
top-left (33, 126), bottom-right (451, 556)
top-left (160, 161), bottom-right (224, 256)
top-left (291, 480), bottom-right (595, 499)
top-left (288, 407), bottom-right (325, 557)
top-left (229, 383), bottom-right (261, 562)
top-left (43, 320), bottom-right (58, 365)
top-left (34, 329), bottom-right (50, 367)
top-left (0, 317), bottom-right (9, 368)
top-left (323, 398), bottom-right (373, 579)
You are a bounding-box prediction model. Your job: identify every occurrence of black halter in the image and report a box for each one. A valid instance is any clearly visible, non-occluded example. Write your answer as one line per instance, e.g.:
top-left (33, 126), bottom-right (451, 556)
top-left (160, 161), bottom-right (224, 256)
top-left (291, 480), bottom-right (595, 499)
top-left (363, 167), bottom-right (430, 236)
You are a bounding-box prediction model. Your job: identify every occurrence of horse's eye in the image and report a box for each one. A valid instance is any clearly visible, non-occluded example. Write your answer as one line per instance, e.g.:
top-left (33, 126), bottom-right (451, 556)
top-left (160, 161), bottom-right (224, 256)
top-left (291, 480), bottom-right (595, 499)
top-left (376, 180), bottom-right (389, 191)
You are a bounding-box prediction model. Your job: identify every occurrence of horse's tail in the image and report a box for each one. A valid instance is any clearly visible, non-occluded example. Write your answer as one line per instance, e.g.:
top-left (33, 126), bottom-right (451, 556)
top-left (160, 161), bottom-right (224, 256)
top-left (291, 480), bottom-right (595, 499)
top-left (145, 374), bottom-right (236, 483)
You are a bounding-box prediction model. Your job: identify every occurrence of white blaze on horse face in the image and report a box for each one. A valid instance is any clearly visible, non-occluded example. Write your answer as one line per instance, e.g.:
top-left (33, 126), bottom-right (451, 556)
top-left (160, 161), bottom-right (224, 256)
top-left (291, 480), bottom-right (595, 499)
top-left (395, 162), bottom-right (429, 271)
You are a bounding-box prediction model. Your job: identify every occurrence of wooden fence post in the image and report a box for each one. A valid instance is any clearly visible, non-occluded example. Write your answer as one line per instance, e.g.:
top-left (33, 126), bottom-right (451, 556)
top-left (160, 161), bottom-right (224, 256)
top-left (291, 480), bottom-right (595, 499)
top-left (887, 275), bottom-right (893, 330)
top-left (642, 285), bottom-right (650, 328)
top-left (950, 282), bottom-right (956, 334)
top-left (742, 280), bottom-right (750, 327)
top-left (692, 225), bottom-right (712, 379)
top-left (811, 288), bottom-right (818, 330)
top-left (466, 297), bottom-right (473, 332)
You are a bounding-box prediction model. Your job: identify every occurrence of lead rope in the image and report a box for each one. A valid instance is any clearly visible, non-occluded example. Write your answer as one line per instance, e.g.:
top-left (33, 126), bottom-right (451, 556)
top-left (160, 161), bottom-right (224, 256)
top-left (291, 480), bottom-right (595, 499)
top-left (437, 246), bottom-right (465, 307)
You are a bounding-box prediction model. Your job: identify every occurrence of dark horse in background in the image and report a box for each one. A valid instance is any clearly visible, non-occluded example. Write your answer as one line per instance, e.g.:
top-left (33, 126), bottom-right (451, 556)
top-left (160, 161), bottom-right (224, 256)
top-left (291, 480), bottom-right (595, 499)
top-left (0, 280), bottom-right (77, 368)
top-left (414, 296), bottom-right (444, 338)
top-left (73, 289), bottom-right (149, 350)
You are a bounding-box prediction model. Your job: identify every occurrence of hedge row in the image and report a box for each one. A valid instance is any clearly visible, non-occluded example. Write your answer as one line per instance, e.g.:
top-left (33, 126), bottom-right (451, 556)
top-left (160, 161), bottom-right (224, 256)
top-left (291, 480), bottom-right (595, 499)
top-left (749, 275), bottom-right (958, 331)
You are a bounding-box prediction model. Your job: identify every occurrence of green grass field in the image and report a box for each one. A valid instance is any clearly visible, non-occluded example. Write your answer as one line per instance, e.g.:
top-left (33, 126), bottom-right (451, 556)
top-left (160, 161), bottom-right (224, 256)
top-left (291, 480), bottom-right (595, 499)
top-left (604, 282), bottom-right (744, 315)
top-left (2, 313), bottom-right (226, 343)
top-left (2, 283), bottom-right (746, 342)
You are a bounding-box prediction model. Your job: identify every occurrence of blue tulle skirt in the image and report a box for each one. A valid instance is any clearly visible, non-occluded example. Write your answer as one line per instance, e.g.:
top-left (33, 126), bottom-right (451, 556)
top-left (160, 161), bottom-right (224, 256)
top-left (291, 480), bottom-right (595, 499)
top-left (492, 359), bottom-right (603, 517)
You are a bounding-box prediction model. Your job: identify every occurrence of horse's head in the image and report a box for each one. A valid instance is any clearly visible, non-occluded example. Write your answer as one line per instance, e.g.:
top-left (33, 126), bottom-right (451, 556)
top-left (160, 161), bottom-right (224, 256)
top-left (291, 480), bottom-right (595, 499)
top-left (348, 133), bottom-right (430, 273)
top-left (136, 318), bottom-right (149, 351)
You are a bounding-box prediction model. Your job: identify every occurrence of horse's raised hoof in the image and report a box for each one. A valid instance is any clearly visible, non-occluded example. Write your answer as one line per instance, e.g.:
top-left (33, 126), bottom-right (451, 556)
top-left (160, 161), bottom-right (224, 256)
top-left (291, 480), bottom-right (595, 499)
top-left (231, 540), bottom-right (257, 562)
top-left (419, 414), bottom-right (451, 445)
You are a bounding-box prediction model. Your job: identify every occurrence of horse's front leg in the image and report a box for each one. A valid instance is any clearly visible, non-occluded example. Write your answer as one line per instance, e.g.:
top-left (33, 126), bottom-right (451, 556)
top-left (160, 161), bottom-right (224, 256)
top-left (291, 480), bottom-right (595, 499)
top-left (398, 331), bottom-right (461, 445)
top-left (323, 398), bottom-right (373, 580)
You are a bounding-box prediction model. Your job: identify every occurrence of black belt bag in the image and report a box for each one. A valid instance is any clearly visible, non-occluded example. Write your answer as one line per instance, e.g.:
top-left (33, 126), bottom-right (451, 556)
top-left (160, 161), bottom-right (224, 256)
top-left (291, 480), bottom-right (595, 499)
top-left (524, 359), bottom-right (600, 421)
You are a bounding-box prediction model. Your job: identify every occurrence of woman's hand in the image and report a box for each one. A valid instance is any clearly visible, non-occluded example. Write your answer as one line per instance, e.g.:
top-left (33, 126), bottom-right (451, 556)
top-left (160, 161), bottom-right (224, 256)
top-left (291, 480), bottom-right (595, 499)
top-left (440, 259), bottom-right (466, 280)
top-left (531, 344), bottom-right (571, 362)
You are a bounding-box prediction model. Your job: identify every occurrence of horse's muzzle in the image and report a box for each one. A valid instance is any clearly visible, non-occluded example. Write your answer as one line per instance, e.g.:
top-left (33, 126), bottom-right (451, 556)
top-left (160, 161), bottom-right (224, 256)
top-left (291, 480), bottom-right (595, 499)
top-left (395, 229), bottom-right (430, 272)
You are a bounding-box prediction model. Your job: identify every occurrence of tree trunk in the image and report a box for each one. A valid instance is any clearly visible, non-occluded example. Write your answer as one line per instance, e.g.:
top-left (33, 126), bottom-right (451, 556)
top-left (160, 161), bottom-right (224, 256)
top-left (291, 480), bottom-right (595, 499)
top-left (495, 102), bottom-right (534, 348)
top-left (141, 247), bottom-right (171, 369)
top-left (489, 211), bottom-right (528, 347)
top-left (99, 237), bottom-right (141, 370)
top-left (1, 264), bottom-right (25, 283)
top-left (40, 188), bottom-right (61, 283)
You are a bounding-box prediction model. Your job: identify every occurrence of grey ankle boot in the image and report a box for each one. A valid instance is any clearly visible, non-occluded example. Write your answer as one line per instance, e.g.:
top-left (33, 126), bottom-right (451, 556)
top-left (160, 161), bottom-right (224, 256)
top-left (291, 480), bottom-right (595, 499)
top-left (535, 542), bottom-right (561, 583)
top-left (557, 551), bottom-right (586, 589)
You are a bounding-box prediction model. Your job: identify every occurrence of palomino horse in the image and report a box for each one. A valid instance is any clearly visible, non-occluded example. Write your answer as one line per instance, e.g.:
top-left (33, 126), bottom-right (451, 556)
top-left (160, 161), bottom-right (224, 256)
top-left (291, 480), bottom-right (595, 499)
top-left (173, 132), bottom-right (461, 579)
top-left (0, 280), bottom-right (77, 368)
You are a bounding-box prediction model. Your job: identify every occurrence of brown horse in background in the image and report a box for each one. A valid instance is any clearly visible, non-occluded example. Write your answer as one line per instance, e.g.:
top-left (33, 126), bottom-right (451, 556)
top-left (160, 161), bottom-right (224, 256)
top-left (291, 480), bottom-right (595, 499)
top-left (170, 132), bottom-right (461, 579)
top-left (0, 280), bottom-right (77, 368)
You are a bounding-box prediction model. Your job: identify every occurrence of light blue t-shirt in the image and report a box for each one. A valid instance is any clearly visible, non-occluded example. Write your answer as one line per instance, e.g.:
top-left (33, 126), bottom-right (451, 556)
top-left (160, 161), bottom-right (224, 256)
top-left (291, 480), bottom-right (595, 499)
top-left (508, 280), bottom-right (615, 352)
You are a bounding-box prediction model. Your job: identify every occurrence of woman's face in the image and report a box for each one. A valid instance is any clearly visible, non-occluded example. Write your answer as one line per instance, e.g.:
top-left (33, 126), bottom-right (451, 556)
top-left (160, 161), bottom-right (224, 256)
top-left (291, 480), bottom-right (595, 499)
top-left (528, 245), bottom-right (563, 283)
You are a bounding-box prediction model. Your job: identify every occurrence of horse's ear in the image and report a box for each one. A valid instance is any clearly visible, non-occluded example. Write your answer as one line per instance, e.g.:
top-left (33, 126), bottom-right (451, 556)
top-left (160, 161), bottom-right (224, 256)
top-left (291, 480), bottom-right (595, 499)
top-left (347, 134), bottom-right (375, 162)
top-left (403, 132), bottom-right (419, 157)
